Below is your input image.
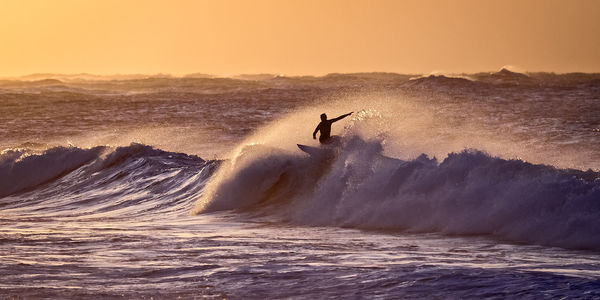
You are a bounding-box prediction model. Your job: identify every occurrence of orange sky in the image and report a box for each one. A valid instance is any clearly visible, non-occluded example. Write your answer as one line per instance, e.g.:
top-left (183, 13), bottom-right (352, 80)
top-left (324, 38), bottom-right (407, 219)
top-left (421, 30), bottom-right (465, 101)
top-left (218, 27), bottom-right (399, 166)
top-left (1, 0), bottom-right (599, 76)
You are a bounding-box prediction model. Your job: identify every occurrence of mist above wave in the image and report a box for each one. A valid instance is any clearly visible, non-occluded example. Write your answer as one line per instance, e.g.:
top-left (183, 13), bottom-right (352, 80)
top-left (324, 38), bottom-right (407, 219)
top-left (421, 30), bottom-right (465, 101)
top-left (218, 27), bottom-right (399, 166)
top-left (1, 67), bottom-right (598, 168)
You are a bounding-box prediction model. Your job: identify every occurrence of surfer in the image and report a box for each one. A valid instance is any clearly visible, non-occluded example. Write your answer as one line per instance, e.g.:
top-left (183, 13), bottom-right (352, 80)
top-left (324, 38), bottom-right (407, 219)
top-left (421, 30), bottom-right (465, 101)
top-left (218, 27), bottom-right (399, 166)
top-left (313, 112), bottom-right (353, 144)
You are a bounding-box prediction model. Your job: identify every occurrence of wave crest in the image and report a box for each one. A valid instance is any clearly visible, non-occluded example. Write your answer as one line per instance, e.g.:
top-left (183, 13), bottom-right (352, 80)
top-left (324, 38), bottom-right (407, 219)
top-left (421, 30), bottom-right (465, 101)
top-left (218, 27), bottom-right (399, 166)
top-left (0, 144), bottom-right (215, 216)
top-left (0, 146), bottom-right (106, 197)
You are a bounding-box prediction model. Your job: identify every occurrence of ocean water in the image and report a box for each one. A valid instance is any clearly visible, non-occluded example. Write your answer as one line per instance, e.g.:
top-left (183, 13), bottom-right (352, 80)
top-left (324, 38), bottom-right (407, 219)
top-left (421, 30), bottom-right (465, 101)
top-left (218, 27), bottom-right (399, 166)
top-left (1, 70), bottom-right (599, 298)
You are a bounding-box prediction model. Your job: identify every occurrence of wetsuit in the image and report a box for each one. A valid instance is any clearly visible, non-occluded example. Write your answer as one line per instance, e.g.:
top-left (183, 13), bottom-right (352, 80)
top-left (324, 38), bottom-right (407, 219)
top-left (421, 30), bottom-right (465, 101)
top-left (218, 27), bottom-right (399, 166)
top-left (313, 112), bottom-right (352, 144)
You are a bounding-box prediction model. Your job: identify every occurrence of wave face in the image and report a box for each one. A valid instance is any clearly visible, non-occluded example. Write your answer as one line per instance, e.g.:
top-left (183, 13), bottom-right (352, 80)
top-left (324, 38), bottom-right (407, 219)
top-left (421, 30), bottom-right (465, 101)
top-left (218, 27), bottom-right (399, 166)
top-left (195, 136), bottom-right (600, 250)
top-left (0, 144), bottom-right (217, 217)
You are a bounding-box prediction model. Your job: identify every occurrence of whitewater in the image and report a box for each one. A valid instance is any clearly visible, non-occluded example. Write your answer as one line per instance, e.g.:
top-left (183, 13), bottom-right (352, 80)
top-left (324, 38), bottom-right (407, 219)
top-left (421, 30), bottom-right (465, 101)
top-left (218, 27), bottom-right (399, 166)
top-left (1, 70), bottom-right (599, 298)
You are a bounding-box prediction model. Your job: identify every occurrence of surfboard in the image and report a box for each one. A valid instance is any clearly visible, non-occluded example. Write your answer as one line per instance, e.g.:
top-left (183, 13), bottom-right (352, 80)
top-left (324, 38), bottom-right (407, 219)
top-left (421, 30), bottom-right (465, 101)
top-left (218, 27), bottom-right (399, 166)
top-left (297, 144), bottom-right (334, 157)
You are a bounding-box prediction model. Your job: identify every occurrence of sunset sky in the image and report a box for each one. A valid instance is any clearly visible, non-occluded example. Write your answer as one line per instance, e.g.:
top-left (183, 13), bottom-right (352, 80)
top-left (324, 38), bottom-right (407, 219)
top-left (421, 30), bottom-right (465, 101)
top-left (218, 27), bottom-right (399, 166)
top-left (1, 0), bottom-right (599, 76)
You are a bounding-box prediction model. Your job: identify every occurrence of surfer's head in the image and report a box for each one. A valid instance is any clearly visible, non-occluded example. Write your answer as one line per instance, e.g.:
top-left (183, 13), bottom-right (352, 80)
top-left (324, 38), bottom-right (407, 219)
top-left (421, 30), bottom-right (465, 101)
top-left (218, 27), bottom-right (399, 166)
top-left (320, 113), bottom-right (327, 121)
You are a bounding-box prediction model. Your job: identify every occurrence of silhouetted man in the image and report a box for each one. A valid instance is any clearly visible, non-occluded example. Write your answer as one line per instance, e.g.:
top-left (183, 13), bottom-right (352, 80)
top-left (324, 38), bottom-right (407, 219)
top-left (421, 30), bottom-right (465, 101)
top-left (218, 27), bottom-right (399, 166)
top-left (313, 112), bottom-right (353, 144)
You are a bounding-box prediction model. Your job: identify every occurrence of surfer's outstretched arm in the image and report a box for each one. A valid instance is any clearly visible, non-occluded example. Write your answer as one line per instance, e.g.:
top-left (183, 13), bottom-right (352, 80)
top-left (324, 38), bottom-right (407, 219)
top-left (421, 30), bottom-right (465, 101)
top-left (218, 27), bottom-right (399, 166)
top-left (313, 124), bottom-right (320, 139)
top-left (331, 112), bottom-right (353, 122)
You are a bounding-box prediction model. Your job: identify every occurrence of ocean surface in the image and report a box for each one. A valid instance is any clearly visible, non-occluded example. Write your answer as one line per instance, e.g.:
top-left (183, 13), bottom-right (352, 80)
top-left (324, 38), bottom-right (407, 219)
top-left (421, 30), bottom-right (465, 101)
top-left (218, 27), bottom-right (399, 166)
top-left (1, 70), bottom-right (599, 299)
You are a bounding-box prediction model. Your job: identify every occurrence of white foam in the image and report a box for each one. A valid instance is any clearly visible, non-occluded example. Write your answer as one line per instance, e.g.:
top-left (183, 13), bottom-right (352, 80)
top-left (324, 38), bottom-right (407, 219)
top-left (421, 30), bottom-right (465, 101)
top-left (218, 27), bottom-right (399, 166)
top-left (194, 136), bottom-right (600, 250)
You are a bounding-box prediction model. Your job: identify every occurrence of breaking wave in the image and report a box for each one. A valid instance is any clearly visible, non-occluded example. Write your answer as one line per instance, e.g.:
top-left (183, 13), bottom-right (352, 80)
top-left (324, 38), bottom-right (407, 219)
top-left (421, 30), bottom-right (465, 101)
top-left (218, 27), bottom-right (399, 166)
top-left (194, 136), bottom-right (600, 250)
top-left (2, 138), bottom-right (598, 250)
top-left (0, 144), bottom-right (216, 217)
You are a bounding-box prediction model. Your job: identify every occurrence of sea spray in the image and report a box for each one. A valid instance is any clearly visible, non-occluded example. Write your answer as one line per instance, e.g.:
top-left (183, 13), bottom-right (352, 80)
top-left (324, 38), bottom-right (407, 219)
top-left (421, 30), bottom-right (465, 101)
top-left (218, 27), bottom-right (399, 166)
top-left (195, 136), bottom-right (600, 250)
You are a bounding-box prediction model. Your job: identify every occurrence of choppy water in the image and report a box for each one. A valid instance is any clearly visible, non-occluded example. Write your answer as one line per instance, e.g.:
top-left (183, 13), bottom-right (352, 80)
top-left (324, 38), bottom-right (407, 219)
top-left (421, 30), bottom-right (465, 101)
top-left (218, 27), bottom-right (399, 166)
top-left (1, 70), bottom-right (599, 298)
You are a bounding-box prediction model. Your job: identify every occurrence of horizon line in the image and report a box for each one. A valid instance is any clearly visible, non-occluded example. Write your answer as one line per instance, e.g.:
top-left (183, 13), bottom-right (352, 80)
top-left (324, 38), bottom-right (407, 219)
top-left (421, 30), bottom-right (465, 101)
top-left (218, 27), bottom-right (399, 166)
top-left (3, 67), bottom-right (600, 80)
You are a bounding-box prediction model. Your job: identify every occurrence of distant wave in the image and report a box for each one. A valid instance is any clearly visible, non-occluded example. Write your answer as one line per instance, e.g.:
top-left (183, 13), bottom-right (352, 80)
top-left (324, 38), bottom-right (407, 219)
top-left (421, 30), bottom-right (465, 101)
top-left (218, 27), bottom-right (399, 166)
top-left (404, 75), bottom-right (483, 90)
top-left (0, 144), bottom-right (216, 216)
top-left (195, 136), bottom-right (600, 250)
top-left (403, 69), bottom-right (535, 90)
top-left (2, 71), bottom-right (599, 93)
